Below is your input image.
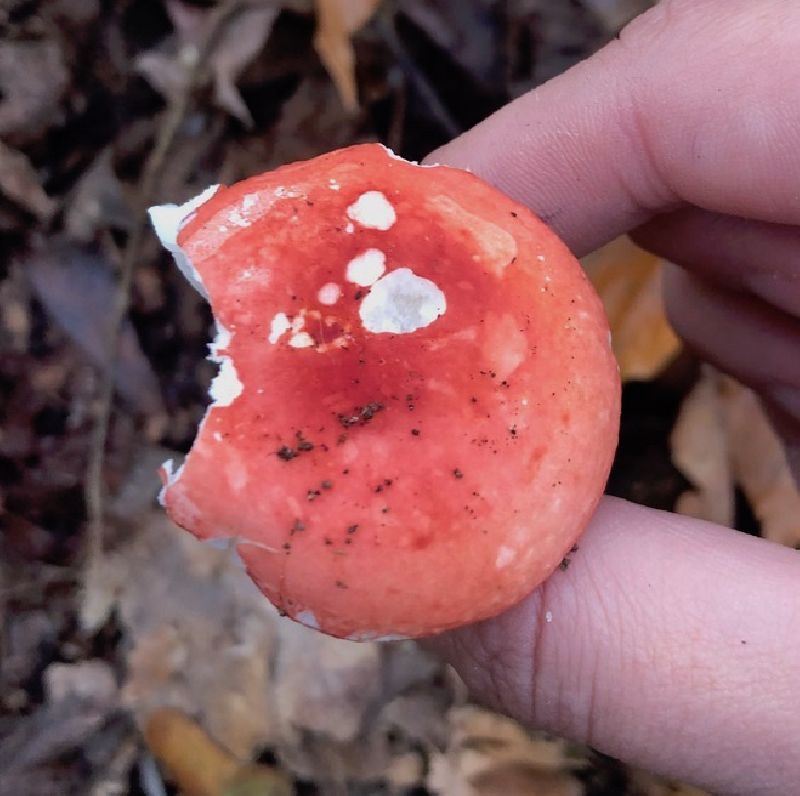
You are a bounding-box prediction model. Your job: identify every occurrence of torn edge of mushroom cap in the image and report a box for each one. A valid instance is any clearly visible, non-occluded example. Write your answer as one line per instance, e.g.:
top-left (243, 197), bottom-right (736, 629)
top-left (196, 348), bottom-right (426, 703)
top-left (378, 144), bottom-right (439, 168)
top-left (148, 184), bottom-right (220, 299)
top-left (207, 321), bottom-right (243, 407)
top-left (158, 321), bottom-right (238, 506)
top-left (158, 457), bottom-right (183, 506)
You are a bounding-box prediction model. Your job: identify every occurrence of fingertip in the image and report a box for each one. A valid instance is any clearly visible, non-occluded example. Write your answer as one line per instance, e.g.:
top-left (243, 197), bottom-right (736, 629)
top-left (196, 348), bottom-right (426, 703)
top-left (426, 497), bottom-right (800, 793)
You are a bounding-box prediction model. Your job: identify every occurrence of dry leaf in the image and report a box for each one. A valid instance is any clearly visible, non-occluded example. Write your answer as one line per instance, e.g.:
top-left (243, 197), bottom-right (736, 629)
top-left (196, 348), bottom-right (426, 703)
top-left (0, 694), bottom-right (116, 778)
top-left (671, 366), bottom-right (734, 526)
top-left (44, 660), bottom-right (117, 705)
top-left (24, 242), bottom-right (164, 415)
top-left (428, 706), bottom-right (584, 796)
top-left (672, 368), bottom-right (800, 546)
top-left (0, 40), bottom-right (68, 142)
top-left (313, 0), bottom-right (381, 111)
top-left (0, 140), bottom-right (56, 220)
top-left (720, 376), bottom-right (800, 547)
top-left (94, 510), bottom-right (448, 786)
top-left (136, 1), bottom-right (280, 126)
top-left (64, 149), bottom-right (130, 241)
top-left (111, 515), bottom-right (279, 759)
top-left (583, 236), bottom-right (681, 381)
top-left (274, 625), bottom-right (382, 745)
top-left (208, 4), bottom-right (281, 125)
top-left (144, 708), bottom-right (291, 796)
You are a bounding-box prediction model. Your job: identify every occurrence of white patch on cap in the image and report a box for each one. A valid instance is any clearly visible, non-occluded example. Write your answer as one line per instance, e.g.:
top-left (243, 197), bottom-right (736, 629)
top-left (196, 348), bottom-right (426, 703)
top-left (148, 184), bottom-right (220, 298)
top-left (274, 186), bottom-right (303, 199)
top-left (158, 457), bottom-right (185, 506)
top-left (227, 208), bottom-right (249, 227)
top-left (209, 322), bottom-right (232, 358)
top-left (345, 222), bottom-right (355, 234)
top-left (318, 282), bottom-right (341, 305)
top-left (347, 191), bottom-right (396, 230)
top-left (295, 610), bottom-right (320, 630)
top-left (207, 324), bottom-right (241, 406)
top-left (378, 144), bottom-right (439, 168)
top-left (359, 268), bottom-right (446, 334)
top-left (545, 610), bottom-right (553, 623)
top-left (495, 545), bottom-right (515, 569)
top-left (346, 249), bottom-right (386, 287)
top-left (268, 312), bottom-right (291, 344)
top-left (329, 178), bottom-right (340, 191)
top-left (288, 331), bottom-right (315, 349)
top-left (209, 357), bottom-right (243, 406)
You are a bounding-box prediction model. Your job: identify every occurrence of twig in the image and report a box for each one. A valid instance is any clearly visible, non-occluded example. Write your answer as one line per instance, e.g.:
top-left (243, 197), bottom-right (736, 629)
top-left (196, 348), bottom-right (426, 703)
top-left (83, 0), bottom-right (244, 594)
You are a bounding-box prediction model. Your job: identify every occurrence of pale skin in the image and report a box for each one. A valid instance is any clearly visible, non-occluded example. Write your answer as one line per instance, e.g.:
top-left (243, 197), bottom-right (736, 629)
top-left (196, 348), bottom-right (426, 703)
top-left (423, 2), bottom-right (800, 794)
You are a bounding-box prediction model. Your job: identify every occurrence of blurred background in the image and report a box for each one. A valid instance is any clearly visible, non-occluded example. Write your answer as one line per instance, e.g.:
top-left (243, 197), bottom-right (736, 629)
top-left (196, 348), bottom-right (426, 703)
top-left (1, 1), bottom-right (797, 794)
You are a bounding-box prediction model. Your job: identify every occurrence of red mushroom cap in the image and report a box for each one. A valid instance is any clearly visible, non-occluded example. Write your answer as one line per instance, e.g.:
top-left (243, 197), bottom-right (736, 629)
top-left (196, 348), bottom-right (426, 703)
top-left (152, 143), bottom-right (620, 640)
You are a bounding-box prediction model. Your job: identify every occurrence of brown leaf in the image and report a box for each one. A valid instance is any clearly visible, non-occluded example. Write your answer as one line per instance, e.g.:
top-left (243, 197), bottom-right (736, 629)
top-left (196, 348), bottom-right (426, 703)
top-left (582, 236), bottom-right (681, 381)
top-left (44, 660), bottom-right (117, 705)
top-left (720, 376), bottom-right (800, 547)
top-left (136, 1), bottom-right (280, 125)
top-left (470, 762), bottom-right (582, 796)
top-left (670, 366), bottom-right (734, 527)
top-left (313, 0), bottom-right (381, 111)
top-left (210, 4), bottom-right (281, 125)
top-left (0, 40), bottom-right (68, 142)
top-left (111, 515), bottom-right (279, 759)
top-left (99, 511), bottom-right (449, 784)
top-left (428, 706), bottom-right (584, 796)
top-left (64, 149), bottom-right (131, 241)
top-left (672, 368), bottom-right (800, 546)
top-left (0, 140), bottom-right (57, 220)
top-left (24, 242), bottom-right (164, 415)
top-left (274, 625), bottom-right (382, 745)
top-left (144, 708), bottom-right (291, 796)
top-left (0, 696), bottom-right (114, 776)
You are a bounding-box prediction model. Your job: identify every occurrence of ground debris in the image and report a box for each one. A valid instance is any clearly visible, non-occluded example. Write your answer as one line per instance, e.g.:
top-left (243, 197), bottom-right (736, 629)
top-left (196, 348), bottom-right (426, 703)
top-left (136, 0), bottom-right (282, 126)
top-left (24, 241), bottom-right (164, 415)
top-left (0, 140), bottom-right (57, 219)
top-left (0, 38), bottom-right (68, 142)
top-left (672, 366), bottom-right (800, 546)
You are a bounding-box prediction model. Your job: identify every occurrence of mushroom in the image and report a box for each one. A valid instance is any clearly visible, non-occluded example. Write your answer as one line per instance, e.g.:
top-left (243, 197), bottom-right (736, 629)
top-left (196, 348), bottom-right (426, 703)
top-left (149, 143), bottom-right (620, 640)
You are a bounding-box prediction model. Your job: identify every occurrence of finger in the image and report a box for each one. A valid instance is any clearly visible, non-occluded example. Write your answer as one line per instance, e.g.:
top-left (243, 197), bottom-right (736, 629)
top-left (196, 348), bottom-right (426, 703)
top-left (663, 266), bottom-right (800, 461)
top-left (428, 497), bottom-right (800, 795)
top-left (425, 0), bottom-right (800, 255)
top-left (632, 207), bottom-right (800, 319)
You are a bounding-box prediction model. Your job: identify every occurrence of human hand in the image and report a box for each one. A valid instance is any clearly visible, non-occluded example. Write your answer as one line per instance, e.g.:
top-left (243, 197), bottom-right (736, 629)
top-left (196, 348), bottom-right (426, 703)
top-left (423, 2), bottom-right (800, 794)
